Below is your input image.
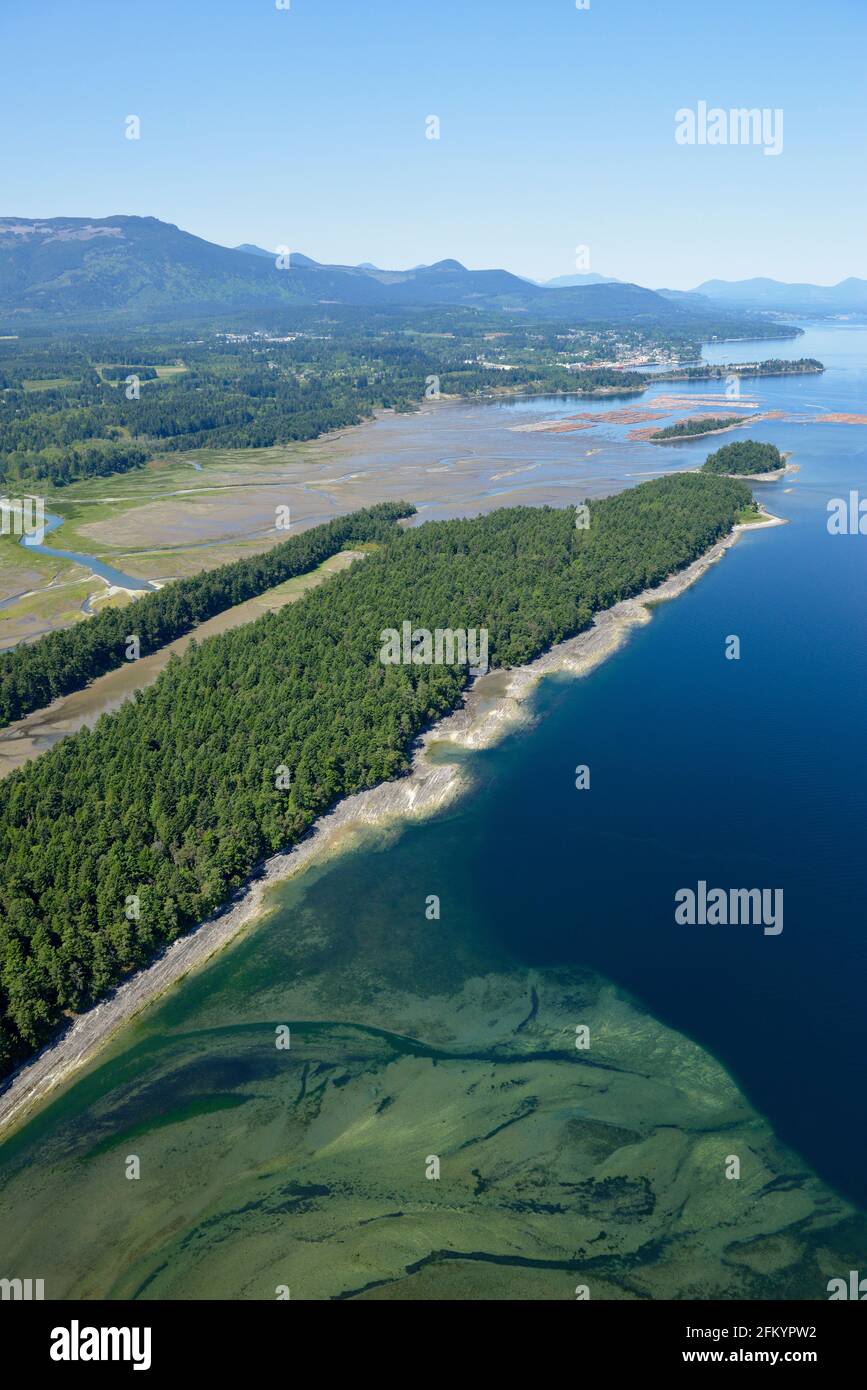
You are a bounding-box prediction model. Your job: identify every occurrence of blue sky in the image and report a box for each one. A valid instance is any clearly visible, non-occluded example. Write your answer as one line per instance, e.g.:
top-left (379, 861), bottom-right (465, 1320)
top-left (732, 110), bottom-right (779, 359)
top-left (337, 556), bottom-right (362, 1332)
top-left (2, 0), bottom-right (865, 288)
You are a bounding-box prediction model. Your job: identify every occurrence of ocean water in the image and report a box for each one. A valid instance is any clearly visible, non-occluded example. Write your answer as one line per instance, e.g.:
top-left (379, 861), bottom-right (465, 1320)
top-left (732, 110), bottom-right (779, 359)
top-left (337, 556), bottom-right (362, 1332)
top-left (1, 323), bottom-right (865, 1293)
top-left (487, 323), bottom-right (867, 1203)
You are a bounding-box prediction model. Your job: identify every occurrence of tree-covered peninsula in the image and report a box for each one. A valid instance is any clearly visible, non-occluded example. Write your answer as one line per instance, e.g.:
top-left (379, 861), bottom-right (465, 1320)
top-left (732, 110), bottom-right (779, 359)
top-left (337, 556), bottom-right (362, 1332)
top-left (655, 357), bottom-right (823, 383)
top-left (0, 473), bottom-right (752, 1076)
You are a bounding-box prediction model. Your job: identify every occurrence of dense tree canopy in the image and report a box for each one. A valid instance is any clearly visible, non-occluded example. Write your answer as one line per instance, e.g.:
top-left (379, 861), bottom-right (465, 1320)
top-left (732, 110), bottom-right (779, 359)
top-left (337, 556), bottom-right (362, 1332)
top-left (702, 439), bottom-right (784, 475)
top-left (0, 472), bottom-right (752, 1076)
top-left (650, 416), bottom-right (751, 442)
top-left (655, 358), bottom-right (822, 384)
top-left (0, 502), bottom-right (414, 726)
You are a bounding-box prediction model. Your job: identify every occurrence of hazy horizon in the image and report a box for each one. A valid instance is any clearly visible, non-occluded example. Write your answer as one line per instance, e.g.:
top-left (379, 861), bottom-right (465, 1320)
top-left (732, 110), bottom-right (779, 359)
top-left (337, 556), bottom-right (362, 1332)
top-left (215, 240), bottom-right (865, 290)
top-left (3, 0), bottom-right (865, 290)
top-left (3, 212), bottom-right (865, 291)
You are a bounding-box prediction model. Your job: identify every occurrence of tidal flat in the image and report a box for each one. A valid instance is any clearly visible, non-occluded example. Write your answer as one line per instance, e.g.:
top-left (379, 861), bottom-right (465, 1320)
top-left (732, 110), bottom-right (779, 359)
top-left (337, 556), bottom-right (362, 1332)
top-left (0, 376), bottom-right (784, 646)
top-left (0, 353), bottom-right (840, 659)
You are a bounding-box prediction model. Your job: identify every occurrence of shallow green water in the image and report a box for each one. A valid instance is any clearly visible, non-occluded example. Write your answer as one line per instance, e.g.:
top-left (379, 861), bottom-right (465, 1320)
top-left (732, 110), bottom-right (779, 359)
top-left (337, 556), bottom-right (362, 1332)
top-left (1, 324), bottom-right (866, 1299)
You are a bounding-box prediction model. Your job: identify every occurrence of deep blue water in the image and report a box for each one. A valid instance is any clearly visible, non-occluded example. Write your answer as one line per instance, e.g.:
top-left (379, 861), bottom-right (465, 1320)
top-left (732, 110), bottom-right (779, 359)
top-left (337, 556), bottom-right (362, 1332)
top-left (2, 323), bottom-right (865, 1237)
top-left (218, 323), bottom-right (867, 1211)
top-left (187, 321), bottom-right (866, 1209)
top-left (254, 321), bottom-right (867, 1205)
top-left (472, 323), bottom-right (867, 1203)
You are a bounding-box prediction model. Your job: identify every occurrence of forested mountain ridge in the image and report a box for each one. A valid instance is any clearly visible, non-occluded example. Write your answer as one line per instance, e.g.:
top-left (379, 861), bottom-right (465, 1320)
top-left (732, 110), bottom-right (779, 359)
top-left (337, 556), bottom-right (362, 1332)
top-left (0, 473), bottom-right (752, 1076)
top-left (0, 217), bottom-right (297, 318)
top-left (0, 217), bottom-right (791, 328)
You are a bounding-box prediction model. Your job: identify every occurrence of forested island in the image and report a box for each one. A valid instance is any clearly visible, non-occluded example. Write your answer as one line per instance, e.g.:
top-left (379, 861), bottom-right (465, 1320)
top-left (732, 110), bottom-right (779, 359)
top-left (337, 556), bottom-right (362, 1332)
top-left (0, 472), bottom-right (753, 1076)
top-left (650, 415), bottom-right (751, 442)
top-left (702, 440), bottom-right (785, 475)
top-left (655, 357), bottom-right (823, 383)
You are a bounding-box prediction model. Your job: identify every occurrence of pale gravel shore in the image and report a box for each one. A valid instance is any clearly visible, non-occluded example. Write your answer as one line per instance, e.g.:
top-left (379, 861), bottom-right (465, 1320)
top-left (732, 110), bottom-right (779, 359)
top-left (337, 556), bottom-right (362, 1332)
top-left (0, 510), bottom-right (784, 1137)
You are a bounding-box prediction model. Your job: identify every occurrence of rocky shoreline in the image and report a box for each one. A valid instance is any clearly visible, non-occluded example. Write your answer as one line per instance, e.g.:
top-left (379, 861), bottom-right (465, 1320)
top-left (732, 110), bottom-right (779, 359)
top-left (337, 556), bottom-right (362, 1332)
top-left (0, 509), bottom-right (784, 1138)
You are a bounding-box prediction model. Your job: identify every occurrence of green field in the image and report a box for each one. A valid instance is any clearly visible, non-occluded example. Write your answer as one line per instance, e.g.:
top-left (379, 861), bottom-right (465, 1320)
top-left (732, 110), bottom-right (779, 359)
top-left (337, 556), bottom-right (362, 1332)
top-left (21, 377), bottom-right (75, 392)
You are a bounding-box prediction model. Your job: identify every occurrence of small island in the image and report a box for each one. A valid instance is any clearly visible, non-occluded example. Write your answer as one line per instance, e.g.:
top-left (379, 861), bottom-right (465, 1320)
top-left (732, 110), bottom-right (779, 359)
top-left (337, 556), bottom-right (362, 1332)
top-left (701, 439), bottom-right (786, 479)
top-left (650, 415), bottom-right (752, 442)
top-left (656, 357), bottom-right (824, 384)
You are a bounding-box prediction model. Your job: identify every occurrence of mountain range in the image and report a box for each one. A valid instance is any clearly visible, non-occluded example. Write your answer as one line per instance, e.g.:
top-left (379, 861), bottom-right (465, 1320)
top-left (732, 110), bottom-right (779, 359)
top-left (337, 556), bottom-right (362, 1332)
top-left (692, 277), bottom-right (867, 314)
top-left (538, 272), bottom-right (620, 289)
top-left (0, 215), bottom-right (785, 328)
top-left (233, 251), bottom-right (619, 292)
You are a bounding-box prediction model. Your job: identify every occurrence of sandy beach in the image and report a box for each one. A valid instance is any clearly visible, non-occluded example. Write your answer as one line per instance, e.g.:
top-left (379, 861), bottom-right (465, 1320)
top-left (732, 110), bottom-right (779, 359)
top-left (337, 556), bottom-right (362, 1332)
top-left (0, 508), bottom-right (784, 1138)
top-left (724, 462), bottom-right (798, 483)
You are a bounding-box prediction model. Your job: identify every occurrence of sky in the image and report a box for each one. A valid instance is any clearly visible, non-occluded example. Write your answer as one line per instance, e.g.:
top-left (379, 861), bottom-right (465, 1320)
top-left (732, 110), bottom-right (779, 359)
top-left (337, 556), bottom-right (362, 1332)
top-left (2, 0), bottom-right (865, 289)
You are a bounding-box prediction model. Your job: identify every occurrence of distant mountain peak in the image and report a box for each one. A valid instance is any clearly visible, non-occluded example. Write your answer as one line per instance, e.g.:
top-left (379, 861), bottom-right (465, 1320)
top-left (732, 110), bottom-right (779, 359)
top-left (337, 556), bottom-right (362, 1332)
top-left (541, 272), bottom-right (619, 289)
top-left (233, 245), bottom-right (324, 268)
top-left (234, 243), bottom-right (273, 259)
